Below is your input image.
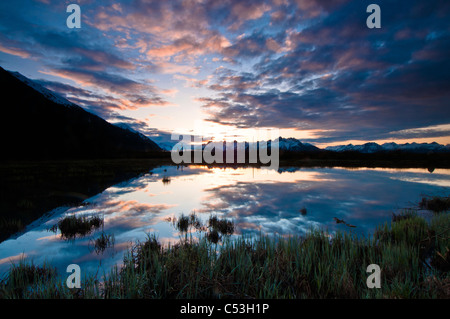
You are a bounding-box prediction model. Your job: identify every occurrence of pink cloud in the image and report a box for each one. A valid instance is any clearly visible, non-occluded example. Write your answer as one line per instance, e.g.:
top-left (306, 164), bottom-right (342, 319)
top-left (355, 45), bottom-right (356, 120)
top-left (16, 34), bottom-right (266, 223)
top-left (0, 44), bottom-right (31, 59)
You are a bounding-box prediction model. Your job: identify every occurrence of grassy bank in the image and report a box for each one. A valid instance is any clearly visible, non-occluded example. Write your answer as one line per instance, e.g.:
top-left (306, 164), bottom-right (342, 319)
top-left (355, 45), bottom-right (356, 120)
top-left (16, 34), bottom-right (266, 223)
top-left (1, 207), bottom-right (449, 299)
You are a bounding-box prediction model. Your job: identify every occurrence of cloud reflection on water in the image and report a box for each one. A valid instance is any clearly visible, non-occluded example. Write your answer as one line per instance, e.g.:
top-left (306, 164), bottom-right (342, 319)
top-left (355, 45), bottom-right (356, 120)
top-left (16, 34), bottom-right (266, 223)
top-left (0, 165), bottom-right (448, 275)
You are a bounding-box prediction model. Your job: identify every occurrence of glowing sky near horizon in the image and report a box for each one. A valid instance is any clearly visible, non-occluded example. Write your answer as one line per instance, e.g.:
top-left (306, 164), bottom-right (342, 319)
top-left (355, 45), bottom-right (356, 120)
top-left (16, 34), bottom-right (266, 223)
top-left (0, 0), bottom-right (449, 147)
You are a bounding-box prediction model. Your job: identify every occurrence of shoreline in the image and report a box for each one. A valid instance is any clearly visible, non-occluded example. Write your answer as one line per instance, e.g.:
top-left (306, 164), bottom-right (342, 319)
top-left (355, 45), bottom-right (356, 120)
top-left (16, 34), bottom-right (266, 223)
top-left (1, 204), bottom-right (449, 299)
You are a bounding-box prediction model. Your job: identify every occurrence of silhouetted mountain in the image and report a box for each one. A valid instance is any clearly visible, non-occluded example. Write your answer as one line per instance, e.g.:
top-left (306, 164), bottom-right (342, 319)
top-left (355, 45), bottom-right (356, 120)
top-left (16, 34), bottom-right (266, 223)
top-left (196, 137), bottom-right (320, 153)
top-left (325, 141), bottom-right (450, 154)
top-left (113, 122), bottom-right (153, 142)
top-left (0, 67), bottom-right (162, 160)
top-left (277, 137), bottom-right (320, 152)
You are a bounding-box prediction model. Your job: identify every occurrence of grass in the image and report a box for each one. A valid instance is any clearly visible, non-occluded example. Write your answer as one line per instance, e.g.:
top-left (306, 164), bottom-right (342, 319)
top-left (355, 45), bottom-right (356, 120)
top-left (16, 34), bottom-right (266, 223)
top-left (391, 208), bottom-right (418, 222)
top-left (207, 215), bottom-right (234, 236)
top-left (1, 208), bottom-right (449, 299)
top-left (0, 259), bottom-right (101, 299)
top-left (0, 217), bottom-right (25, 235)
top-left (90, 232), bottom-right (115, 255)
top-left (419, 196), bottom-right (450, 213)
top-left (170, 212), bottom-right (234, 244)
top-left (53, 214), bottom-right (103, 240)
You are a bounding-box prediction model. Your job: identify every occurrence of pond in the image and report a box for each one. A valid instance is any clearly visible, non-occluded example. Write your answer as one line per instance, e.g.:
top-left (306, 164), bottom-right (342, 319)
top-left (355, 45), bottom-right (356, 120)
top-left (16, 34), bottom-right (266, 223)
top-left (1, 165), bottom-right (449, 277)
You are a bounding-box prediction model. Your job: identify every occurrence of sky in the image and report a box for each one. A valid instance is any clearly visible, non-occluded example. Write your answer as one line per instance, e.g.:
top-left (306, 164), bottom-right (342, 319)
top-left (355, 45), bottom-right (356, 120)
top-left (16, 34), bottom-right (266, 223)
top-left (0, 0), bottom-right (449, 148)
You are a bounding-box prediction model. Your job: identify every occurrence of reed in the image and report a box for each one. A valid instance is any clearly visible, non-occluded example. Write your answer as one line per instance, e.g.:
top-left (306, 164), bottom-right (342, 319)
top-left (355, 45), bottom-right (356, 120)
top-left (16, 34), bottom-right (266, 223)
top-left (55, 214), bottom-right (103, 240)
top-left (419, 196), bottom-right (450, 213)
top-left (1, 211), bottom-right (449, 299)
top-left (99, 211), bottom-right (450, 299)
top-left (0, 217), bottom-right (25, 235)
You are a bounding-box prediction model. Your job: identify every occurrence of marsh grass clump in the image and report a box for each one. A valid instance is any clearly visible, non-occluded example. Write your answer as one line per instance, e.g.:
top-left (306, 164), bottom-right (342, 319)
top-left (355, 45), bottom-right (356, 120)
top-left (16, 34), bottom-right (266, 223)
top-left (428, 213), bottom-right (450, 273)
top-left (8, 262), bottom-right (57, 286)
top-left (2, 208), bottom-right (450, 299)
top-left (0, 259), bottom-right (102, 299)
top-left (98, 212), bottom-right (450, 299)
top-left (392, 209), bottom-right (417, 222)
top-left (170, 212), bottom-right (234, 244)
top-left (173, 212), bottom-right (202, 233)
top-left (162, 176), bottom-right (171, 185)
top-left (0, 261), bottom-right (57, 298)
top-left (172, 212), bottom-right (204, 244)
top-left (419, 195), bottom-right (450, 213)
top-left (0, 217), bottom-right (25, 235)
top-left (133, 234), bottom-right (162, 268)
top-left (205, 215), bottom-right (235, 244)
top-left (208, 215), bottom-right (234, 236)
top-left (56, 214), bottom-right (103, 240)
top-left (91, 232), bottom-right (115, 255)
top-left (16, 198), bottom-right (34, 209)
top-left (206, 229), bottom-right (220, 244)
top-left (103, 233), bottom-right (212, 299)
top-left (375, 214), bottom-right (428, 245)
top-left (176, 214), bottom-right (190, 233)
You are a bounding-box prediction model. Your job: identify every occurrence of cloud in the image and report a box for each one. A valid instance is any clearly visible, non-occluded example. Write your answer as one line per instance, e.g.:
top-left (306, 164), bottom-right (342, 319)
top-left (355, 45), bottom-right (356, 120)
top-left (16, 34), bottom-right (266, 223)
top-left (0, 43), bottom-right (31, 59)
top-left (1, 0), bottom-right (449, 144)
top-left (0, 2), bottom-right (171, 116)
top-left (199, 0), bottom-right (450, 143)
top-left (387, 124), bottom-right (450, 140)
top-left (41, 67), bottom-right (169, 108)
top-left (226, 1), bottom-right (272, 30)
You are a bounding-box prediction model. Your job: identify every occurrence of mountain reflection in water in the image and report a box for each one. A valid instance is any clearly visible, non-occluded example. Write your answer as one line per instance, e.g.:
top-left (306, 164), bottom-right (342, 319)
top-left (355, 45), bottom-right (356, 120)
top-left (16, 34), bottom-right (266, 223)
top-left (0, 165), bottom-right (449, 276)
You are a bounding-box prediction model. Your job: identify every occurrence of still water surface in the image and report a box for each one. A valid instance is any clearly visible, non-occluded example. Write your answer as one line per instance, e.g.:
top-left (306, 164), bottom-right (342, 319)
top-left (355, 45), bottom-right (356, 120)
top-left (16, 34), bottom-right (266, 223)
top-left (1, 165), bottom-right (449, 276)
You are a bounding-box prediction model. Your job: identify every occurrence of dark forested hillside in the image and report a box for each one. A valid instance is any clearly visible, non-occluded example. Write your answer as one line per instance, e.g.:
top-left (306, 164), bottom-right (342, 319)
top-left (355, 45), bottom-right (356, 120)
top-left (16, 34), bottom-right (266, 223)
top-left (0, 66), bottom-right (162, 160)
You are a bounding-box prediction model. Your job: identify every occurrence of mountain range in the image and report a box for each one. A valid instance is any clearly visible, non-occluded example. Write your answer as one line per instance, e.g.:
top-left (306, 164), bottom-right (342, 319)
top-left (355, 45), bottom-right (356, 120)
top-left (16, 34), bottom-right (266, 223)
top-left (0, 66), bottom-right (161, 159)
top-left (1, 66), bottom-right (448, 159)
top-left (199, 138), bottom-right (320, 153)
top-left (155, 136), bottom-right (448, 154)
top-left (324, 141), bottom-right (450, 154)
top-left (274, 137), bottom-right (321, 152)
top-left (273, 139), bottom-right (449, 154)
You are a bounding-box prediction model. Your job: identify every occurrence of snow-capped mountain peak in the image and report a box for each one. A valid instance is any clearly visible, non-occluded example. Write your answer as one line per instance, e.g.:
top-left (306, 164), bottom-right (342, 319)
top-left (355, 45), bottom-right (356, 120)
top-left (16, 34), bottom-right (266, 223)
top-left (325, 141), bottom-right (449, 153)
top-left (277, 137), bottom-right (320, 152)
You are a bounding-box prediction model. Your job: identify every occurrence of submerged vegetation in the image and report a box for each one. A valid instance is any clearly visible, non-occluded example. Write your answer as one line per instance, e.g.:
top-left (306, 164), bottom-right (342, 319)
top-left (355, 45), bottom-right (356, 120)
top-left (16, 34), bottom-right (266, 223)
top-left (51, 214), bottom-right (104, 240)
top-left (419, 195), bottom-right (450, 213)
top-left (1, 202), bottom-right (449, 299)
top-left (169, 212), bottom-right (235, 244)
top-left (90, 232), bottom-right (115, 255)
top-left (0, 217), bottom-right (25, 236)
top-left (162, 176), bottom-right (171, 185)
